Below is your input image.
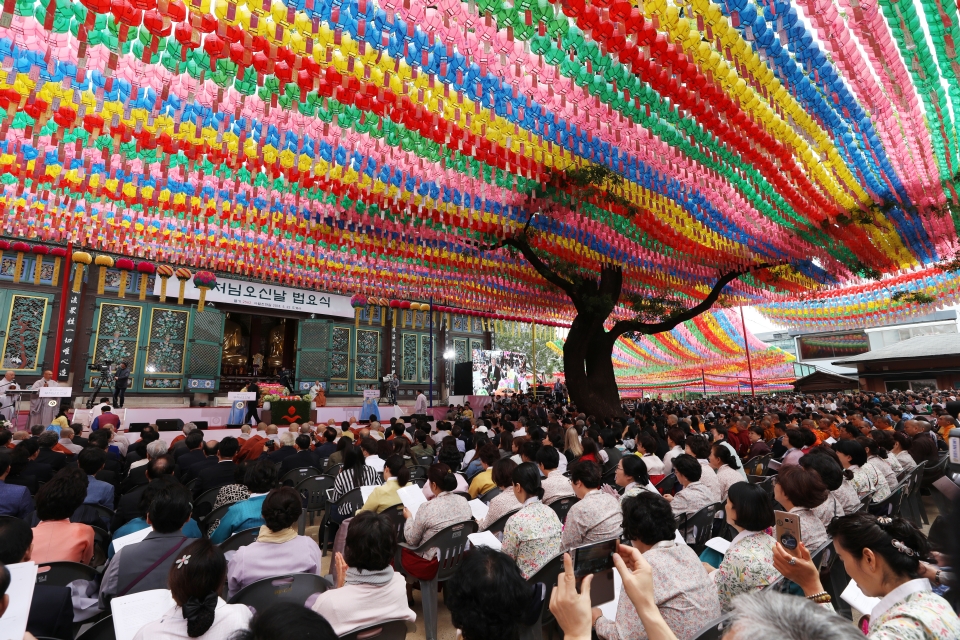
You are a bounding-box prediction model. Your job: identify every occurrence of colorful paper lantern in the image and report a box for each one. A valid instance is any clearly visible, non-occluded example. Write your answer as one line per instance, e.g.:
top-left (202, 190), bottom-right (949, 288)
top-left (157, 265), bottom-right (175, 302)
top-left (114, 258), bottom-right (135, 299)
top-left (72, 252), bottom-right (92, 293)
top-left (136, 262), bottom-right (156, 300)
top-left (94, 255), bottom-right (115, 295)
top-left (193, 271), bottom-right (217, 312)
top-left (175, 268), bottom-right (192, 305)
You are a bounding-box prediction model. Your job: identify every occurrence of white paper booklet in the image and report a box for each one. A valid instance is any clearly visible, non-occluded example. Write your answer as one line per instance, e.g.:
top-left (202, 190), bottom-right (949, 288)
top-left (468, 499), bottom-right (489, 521)
top-left (396, 484), bottom-right (428, 518)
top-left (111, 588), bottom-right (176, 640)
top-left (111, 526), bottom-right (153, 555)
top-left (1, 562), bottom-right (37, 640)
top-left (841, 580), bottom-right (881, 615)
top-left (467, 530), bottom-right (502, 552)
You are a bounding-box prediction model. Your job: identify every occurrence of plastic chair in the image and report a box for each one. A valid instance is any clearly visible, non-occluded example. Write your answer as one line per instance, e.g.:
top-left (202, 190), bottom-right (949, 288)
top-left (519, 553), bottom-right (565, 640)
top-left (655, 473), bottom-right (677, 495)
top-left (395, 520), bottom-right (478, 640)
top-left (194, 486), bottom-right (222, 513)
top-left (75, 614), bottom-right (116, 640)
top-left (416, 455), bottom-right (434, 468)
top-left (902, 462), bottom-right (928, 526)
top-left (409, 465), bottom-right (428, 481)
top-left (381, 504), bottom-right (407, 542)
top-left (678, 502), bottom-right (722, 555)
top-left (690, 613), bottom-right (734, 640)
top-left (547, 497), bottom-right (578, 525)
top-left (280, 466), bottom-right (322, 487)
top-left (453, 491), bottom-right (471, 500)
top-left (90, 526), bottom-right (110, 569)
top-left (869, 484), bottom-right (906, 517)
top-left (326, 463), bottom-right (344, 477)
top-left (320, 488), bottom-right (363, 555)
top-left (201, 503), bottom-right (234, 535)
top-left (36, 561), bottom-right (99, 587)
top-left (228, 573), bottom-right (329, 612)
top-left (87, 504), bottom-right (115, 532)
top-left (413, 477), bottom-right (427, 488)
top-left (184, 478), bottom-right (198, 493)
top-left (337, 620), bottom-right (414, 640)
top-left (218, 527), bottom-right (260, 552)
top-left (485, 507), bottom-right (521, 537)
top-left (297, 475), bottom-right (336, 525)
top-left (479, 486), bottom-right (501, 504)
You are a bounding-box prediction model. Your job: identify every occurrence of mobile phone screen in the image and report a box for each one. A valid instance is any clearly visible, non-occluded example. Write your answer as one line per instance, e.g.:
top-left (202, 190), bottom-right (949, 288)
top-left (573, 539), bottom-right (617, 578)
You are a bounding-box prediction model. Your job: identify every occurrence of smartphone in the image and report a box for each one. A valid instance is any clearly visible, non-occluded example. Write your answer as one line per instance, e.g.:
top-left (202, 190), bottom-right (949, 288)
top-left (572, 538), bottom-right (617, 578)
top-left (775, 510), bottom-right (802, 557)
top-left (571, 539), bottom-right (617, 606)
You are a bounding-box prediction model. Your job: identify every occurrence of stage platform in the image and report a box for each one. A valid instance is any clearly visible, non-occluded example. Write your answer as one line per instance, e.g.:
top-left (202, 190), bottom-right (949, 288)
top-left (72, 403), bottom-right (407, 430)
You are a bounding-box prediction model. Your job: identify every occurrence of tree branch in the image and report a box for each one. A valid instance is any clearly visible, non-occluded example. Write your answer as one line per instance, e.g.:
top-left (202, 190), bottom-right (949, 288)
top-left (608, 263), bottom-right (780, 338)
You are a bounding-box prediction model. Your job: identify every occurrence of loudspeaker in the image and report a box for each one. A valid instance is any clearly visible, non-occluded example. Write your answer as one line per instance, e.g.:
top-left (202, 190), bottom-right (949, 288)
top-left (192, 421), bottom-right (208, 430)
top-left (128, 422), bottom-right (149, 433)
top-left (156, 418), bottom-right (184, 432)
top-left (453, 362), bottom-right (473, 396)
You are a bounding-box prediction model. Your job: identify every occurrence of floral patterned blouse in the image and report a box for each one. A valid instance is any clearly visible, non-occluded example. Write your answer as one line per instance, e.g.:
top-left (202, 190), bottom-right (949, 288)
top-left (833, 479), bottom-right (861, 514)
top-left (712, 530), bottom-right (779, 612)
top-left (501, 498), bottom-right (562, 579)
top-left (697, 460), bottom-right (722, 497)
top-left (595, 541), bottom-right (720, 640)
top-left (850, 463), bottom-right (891, 503)
top-left (869, 455), bottom-right (899, 492)
top-left (402, 491), bottom-right (472, 558)
top-left (478, 490), bottom-right (521, 531)
top-left (621, 482), bottom-right (657, 502)
top-left (789, 505), bottom-right (829, 551)
top-left (896, 451), bottom-right (918, 474)
top-left (813, 493), bottom-right (844, 527)
top-left (884, 452), bottom-right (904, 474)
top-left (715, 464), bottom-right (746, 502)
top-left (560, 490), bottom-right (623, 552)
top-left (868, 579), bottom-right (960, 640)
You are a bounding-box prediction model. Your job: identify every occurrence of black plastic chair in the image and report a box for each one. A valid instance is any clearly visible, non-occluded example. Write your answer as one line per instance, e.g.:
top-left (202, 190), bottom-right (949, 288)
top-left (297, 474), bottom-right (336, 525)
top-left (281, 466), bottom-right (321, 487)
top-left (326, 463), bottom-right (344, 476)
top-left (395, 520), bottom-right (478, 640)
top-left (337, 620), bottom-right (414, 640)
top-left (218, 527), bottom-right (260, 552)
top-left (416, 454), bottom-right (434, 468)
top-left (413, 477), bottom-right (427, 488)
top-left (479, 486), bottom-right (501, 504)
top-left (320, 488), bottom-right (364, 555)
top-left (381, 503), bottom-right (407, 542)
top-left (90, 526), bottom-right (110, 569)
top-left (75, 614), bottom-right (116, 640)
top-left (87, 504), bottom-right (115, 532)
top-left (902, 461), bottom-right (928, 526)
top-left (36, 561), bottom-right (99, 587)
top-left (453, 491), bottom-right (472, 500)
top-left (655, 473), bottom-right (677, 495)
top-left (744, 454), bottom-right (771, 476)
top-left (869, 484), bottom-right (906, 517)
top-left (521, 553), bottom-right (565, 640)
top-left (485, 507), bottom-right (521, 537)
top-left (409, 465), bottom-right (428, 481)
top-left (228, 573), bottom-right (328, 612)
top-left (690, 613), bottom-right (734, 640)
top-left (678, 502), bottom-right (722, 555)
top-left (547, 496), bottom-right (578, 525)
top-left (194, 486), bottom-right (222, 513)
top-left (201, 502), bottom-right (234, 535)
top-left (184, 478), bottom-right (199, 493)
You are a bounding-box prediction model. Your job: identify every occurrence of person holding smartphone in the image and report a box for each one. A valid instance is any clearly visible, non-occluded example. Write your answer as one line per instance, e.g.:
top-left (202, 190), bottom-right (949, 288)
top-left (593, 492), bottom-right (720, 640)
top-left (773, 465), bottom-right (830, 552)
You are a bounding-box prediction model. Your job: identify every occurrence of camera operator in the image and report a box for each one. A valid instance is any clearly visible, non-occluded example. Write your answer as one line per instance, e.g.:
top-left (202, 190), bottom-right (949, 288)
top-left (113, 362), bottom-right (130, 409)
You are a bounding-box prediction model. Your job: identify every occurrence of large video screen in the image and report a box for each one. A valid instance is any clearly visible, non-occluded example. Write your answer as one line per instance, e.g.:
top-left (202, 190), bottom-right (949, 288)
top-left (797, 331), bottom-right (870, 360)
top-left (472, 350), bottom-right (529, 395)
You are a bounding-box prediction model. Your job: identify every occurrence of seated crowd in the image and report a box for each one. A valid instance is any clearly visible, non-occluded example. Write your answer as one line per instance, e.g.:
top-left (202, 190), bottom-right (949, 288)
top-left (0, 387), bottom-right (958, 640)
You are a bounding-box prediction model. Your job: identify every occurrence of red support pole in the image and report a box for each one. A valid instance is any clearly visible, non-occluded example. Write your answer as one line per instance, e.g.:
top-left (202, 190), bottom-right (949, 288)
top-left (739, 305), bottom-right (755, 397)
top-left (52, 243), bottom-right (73, 382)
top-left (701, 368), bottom-right (706, 396)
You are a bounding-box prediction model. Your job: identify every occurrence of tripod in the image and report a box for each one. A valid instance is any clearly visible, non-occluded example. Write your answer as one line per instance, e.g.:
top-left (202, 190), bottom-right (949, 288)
top-left (86, 371), bottom-right (115, 409)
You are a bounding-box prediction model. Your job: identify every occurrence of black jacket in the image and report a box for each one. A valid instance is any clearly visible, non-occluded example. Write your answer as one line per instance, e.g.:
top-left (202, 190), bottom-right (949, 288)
top-left (268, 446), bottom-right (297, 464)
top-left (36, 448), bottom-right (68, 472)
top-left (280, 450), bottom-right (321, 477)
top-left (27, 585), bottom-right (74, 640)
top-left (113, 483), bottom-right (148, 530)
top-left (194, 460), bottom-right (237, 497)
top-left (175, 449), bottom-right (207, 479)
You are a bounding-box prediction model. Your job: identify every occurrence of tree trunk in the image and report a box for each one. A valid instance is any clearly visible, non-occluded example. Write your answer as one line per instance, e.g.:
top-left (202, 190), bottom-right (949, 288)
top-left (563, 312), bottom-right (625, 419)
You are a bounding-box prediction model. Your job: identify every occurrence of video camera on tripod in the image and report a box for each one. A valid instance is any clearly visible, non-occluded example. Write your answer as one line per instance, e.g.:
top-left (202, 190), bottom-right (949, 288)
top-left (86, 360), bottom-right (116, 408)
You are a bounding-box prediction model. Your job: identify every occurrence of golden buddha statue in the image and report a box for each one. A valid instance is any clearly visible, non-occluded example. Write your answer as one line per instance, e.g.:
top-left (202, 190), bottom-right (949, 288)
top-left (267, 321), bottom-right (285, 368)
top-left (222, 319), bottom-right (248, 367)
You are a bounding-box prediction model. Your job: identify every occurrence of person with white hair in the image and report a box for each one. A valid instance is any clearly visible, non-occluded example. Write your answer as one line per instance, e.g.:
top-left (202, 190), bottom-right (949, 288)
top-left (0, 370), bottom-right (18, 423)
